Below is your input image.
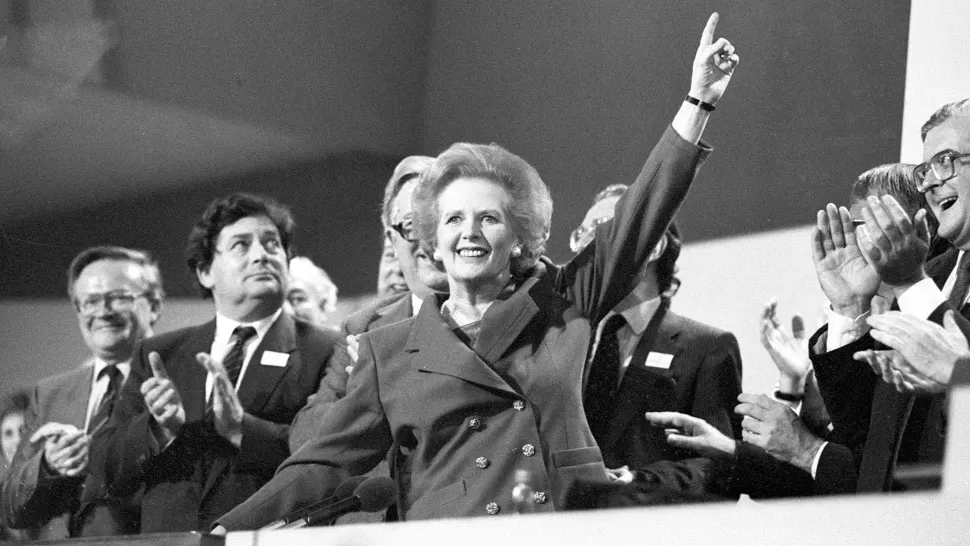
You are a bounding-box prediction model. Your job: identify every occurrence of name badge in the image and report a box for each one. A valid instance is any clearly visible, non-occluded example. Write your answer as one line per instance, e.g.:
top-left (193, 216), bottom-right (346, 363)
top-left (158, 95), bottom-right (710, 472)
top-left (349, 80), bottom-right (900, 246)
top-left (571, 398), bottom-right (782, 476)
top-left (645, 352), bottom-right (674, 370)
top-left (261, 351), bottom-right (290, 367)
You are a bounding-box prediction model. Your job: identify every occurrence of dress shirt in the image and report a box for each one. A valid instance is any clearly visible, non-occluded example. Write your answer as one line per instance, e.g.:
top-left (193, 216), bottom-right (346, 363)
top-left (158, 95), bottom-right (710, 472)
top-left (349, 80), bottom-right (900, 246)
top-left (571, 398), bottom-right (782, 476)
top-left (83, 358), bottom-right (131, 432)
top-left (411, 293), bottom-right (424, 315)
top-left (589, 286), bottom-right (662, 388)
top-left (205, 308), bottom-right (282, 402)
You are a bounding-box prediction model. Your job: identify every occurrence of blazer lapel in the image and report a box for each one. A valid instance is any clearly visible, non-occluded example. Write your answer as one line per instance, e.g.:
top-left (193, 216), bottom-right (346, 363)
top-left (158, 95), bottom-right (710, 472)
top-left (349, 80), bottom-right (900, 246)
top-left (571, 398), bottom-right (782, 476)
top-left (475, 277), bottom-right (541, 363)
top-left (405, 295), bottom-right (517, 397)
top-left (236, 313), bottom-right (296, 412)
top-left (179, 321), bottom-right (217, 421)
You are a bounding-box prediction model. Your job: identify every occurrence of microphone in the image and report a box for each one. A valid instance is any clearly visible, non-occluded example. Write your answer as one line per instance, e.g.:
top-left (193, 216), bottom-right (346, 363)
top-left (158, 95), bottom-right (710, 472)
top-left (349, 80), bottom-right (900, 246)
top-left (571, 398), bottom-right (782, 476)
top-left (283, 476), bottom-right (398, 528)
top-left (261, 475), bottom-right (368, 530)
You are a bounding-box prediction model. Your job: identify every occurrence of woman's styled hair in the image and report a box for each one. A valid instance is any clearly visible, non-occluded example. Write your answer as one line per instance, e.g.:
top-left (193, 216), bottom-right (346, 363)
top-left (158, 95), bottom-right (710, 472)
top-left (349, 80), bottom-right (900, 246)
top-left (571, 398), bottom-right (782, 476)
top-left (413, 142), bottom-right (553, 276)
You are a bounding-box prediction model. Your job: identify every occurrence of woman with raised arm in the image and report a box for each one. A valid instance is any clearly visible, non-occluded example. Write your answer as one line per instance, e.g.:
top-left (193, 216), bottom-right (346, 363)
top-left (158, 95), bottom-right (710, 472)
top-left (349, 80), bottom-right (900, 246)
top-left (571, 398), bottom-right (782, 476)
top-left (215, 12), bottom-right (738, 529)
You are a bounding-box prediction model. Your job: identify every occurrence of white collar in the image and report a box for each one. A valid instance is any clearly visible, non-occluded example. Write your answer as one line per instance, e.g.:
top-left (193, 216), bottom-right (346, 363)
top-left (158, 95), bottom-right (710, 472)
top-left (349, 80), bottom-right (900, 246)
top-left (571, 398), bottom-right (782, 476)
top-left (214, 307), bottom-right (283, 342)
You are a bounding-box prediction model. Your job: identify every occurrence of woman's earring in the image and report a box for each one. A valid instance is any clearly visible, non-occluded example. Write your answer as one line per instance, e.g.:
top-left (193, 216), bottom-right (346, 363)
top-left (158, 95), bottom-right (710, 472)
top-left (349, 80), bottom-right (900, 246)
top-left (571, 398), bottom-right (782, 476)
top-left (432, 251), bottom-right (442, 261)
top-left (511, 246), bottom-right (522, 258)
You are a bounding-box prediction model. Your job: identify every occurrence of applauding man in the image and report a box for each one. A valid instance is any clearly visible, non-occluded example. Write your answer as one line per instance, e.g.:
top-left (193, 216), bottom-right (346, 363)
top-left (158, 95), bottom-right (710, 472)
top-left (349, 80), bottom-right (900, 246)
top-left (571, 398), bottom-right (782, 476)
top-left (95, 193), bottom-right (344, 532)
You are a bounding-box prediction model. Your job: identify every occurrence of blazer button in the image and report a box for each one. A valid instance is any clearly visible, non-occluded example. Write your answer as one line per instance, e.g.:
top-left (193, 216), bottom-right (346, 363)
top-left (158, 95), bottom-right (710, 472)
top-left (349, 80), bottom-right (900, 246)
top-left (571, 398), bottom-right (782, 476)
top-left (512, 400), bottom-right (525, 411)
top-left (485, 502), bottom-right (501, 515)
top-left (521, 443), bottom-right (536, 457)
top-left (475, 456), bottom-right (490, 469)
top-left (468, 417), bottom-right (483, 430)
top-left (533, 491), bottom-right (547, 504)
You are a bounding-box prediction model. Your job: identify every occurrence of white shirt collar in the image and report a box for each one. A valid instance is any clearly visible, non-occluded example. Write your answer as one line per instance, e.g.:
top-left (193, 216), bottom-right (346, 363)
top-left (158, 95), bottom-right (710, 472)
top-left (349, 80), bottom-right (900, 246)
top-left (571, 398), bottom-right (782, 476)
top-left (90, 356), bottom-right (131, 382)
top-left (213, 307), bottom-right (283, 347)
top-left (411, 293), bottom-right (424, 315)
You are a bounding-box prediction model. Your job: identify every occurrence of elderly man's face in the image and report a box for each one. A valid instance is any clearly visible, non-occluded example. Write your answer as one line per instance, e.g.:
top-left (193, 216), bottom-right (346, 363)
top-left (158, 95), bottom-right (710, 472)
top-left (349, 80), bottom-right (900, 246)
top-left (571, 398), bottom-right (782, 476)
top-left (74, 259), bottom-right (156, 362)
top-left (377, 239), bottom-right (406, 295)
top-left (921, 115), bottom-right (970, 249)
top-left (387, 180), bottom-right (448, 296)
top-left (286, 278), bottom-right (329, 327)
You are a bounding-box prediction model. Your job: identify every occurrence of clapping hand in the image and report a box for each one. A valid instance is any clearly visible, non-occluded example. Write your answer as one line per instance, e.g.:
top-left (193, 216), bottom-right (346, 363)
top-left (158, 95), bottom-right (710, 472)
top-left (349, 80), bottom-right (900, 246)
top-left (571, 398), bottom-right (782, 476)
top-left (759, 300), bottom-right (811, 391)
top-left (141, 352), bottom-right (186, 440)
top-left (197, 352), bottom-right (245, 447)
top-left (853, 310), bottom-right (968, 393)
top-left (811, 203), bottom-right (881, 317)
top-left (30, 422), bottom-right (88, 477)
top-left (855, 195), bottom-right (930, 290)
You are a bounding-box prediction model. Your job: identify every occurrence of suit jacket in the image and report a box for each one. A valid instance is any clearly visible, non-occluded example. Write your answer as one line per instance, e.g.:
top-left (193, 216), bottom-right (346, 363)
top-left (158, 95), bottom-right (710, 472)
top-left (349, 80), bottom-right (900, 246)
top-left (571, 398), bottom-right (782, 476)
top-left (810, 246), bottom-right (970, 493)
top-left (216, 124), bottom-right (712, 529)
top-left (287, 291), bottom-right (413, 525)
top-left (288, 291), bottom-right (411, 452)
top-left (1, 365), bottom-right (139, 539)
top-left (590, 301), bottom-right (743, 498)
top-left (96, 312), bottom-right (343, 532)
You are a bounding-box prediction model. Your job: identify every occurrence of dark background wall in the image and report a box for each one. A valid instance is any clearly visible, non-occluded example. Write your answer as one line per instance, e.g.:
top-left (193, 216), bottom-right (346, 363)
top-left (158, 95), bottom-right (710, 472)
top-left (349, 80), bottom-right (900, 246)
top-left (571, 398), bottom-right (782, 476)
top-left (0, 0), bottom-right (912, 411)
top-left (1, 0), bottom-right (909, 301)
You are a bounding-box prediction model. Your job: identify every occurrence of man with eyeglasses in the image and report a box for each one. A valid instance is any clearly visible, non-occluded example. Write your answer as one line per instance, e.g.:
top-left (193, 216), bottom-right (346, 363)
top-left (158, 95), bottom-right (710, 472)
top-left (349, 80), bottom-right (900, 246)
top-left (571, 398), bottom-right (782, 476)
top-left (93, 192), bottom-right (344, 533)
top-left (571, 184), bottom-right (742, 501)
top-left (2, 246), bottom-right (163, 538)
top-left (797, 98), bottom-right (970, 493)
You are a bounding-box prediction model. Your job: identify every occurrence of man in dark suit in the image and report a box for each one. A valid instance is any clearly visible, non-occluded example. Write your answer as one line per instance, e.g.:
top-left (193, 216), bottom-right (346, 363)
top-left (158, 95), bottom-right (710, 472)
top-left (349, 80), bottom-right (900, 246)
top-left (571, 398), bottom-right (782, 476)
top-left (2, 246), bottom-right (163, 538)
top-left (804, 99), bottom-right (970, 492)
top-left (572, 185), bottom-right (742, 499)
top-left (95, 192), bottom-right (344, 532)
top-left (645, 163), bottom-right (934, 498)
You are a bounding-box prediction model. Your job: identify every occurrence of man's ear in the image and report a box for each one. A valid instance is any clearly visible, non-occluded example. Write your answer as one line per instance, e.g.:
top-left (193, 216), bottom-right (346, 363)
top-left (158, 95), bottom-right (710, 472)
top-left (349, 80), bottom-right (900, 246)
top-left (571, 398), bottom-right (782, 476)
top-left (647, 234), bottom-right (668, 263)
top-left (149, 299), bottom-right (163, 326)
top-left (197, 266), bottom-right (214, 291)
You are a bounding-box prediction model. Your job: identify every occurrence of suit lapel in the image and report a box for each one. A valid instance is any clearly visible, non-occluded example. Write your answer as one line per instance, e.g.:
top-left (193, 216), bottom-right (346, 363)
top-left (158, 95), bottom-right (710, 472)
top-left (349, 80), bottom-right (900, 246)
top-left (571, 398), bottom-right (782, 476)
top-left (605, 303), bottom-right (680, 451)
top-left (236, 313), bottom-right (296, 412)
top-left (54, 366), bottom-right (95, 429)
top-left (404, 294), bottom-right (522, 397)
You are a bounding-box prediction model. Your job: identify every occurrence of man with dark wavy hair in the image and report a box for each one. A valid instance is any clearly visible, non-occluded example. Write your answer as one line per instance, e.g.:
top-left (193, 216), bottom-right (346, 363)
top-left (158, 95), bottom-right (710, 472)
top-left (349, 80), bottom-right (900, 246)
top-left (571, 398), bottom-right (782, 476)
top-left (95, 192), bottom-right (344, 532)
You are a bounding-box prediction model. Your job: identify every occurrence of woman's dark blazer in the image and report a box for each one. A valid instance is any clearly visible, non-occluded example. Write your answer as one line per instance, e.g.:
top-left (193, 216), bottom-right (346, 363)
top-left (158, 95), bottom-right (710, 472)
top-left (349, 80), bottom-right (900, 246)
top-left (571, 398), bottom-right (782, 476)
top-left (217, 125), bottom-right (712, 528)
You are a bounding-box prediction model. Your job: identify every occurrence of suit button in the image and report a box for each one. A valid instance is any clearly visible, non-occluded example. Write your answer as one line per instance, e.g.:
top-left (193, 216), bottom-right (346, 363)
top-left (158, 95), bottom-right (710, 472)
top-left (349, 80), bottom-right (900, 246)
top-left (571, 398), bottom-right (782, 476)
top-left (475, 456), bottom-right (490, 469)
top-left (485, 502), bottom-right (500, 515)
top-left (533, 491), bottom-right (547, 504)
top-left (512, 400), bottom-right (525, 411)
top-left (469, 417), bottom-right (483, 430)
top-left (522, 444), bottom-right (536, 457)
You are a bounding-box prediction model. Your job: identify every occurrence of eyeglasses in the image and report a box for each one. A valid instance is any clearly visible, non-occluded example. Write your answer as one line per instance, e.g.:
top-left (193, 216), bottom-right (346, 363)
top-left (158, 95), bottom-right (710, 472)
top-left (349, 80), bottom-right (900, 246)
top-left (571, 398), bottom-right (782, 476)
top-left (75, 290), bottom-right (151, 316)
top-left (569, 216), bottom-right (612, 253)
top-left (914, 150), bottom-right (970, 185)
top-left (390, 219), bottom-right (418, 243)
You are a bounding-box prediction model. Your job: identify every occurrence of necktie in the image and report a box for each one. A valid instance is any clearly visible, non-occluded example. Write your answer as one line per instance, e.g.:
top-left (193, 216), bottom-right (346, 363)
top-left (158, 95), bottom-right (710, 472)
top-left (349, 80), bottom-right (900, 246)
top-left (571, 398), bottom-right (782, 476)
top-left (89, 365), bottom-right (122, 434)
top-left (224, 325), bottom-right (258, 388)
top-left (584, 315), bottom-right (627, 444)
top-left (947, 251), bottom-right (970, 309)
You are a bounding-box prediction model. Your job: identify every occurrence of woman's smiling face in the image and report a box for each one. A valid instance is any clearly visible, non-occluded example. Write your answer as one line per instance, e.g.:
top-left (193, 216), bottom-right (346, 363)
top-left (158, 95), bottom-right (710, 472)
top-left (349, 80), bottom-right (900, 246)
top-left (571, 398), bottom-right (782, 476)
top-left (434, 177), bottom-right (519, 289)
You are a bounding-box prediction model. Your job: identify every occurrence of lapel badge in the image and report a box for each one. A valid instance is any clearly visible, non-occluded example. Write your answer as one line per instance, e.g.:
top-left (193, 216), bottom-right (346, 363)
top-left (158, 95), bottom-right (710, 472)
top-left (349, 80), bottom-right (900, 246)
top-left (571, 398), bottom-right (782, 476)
top-left (260, 350), bottom-right (290, 367)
